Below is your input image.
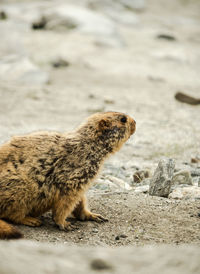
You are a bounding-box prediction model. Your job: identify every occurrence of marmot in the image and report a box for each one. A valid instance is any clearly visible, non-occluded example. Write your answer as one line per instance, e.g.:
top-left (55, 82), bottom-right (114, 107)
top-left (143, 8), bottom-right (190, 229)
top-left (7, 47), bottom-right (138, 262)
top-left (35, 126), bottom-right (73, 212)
top-left (0, 111), bottom-right (136, 239)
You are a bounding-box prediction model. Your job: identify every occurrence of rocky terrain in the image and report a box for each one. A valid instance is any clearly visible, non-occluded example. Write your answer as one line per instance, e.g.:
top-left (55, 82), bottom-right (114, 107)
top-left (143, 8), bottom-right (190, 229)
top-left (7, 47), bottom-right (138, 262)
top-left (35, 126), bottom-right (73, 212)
top-left (0, 0), bottom-right (200, 273)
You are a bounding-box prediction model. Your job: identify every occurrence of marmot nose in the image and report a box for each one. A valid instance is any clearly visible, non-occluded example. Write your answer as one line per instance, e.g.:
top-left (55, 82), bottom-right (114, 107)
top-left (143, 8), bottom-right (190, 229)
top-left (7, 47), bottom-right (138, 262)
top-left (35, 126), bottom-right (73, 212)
top-left (130, 119), bottom-right (136, 135)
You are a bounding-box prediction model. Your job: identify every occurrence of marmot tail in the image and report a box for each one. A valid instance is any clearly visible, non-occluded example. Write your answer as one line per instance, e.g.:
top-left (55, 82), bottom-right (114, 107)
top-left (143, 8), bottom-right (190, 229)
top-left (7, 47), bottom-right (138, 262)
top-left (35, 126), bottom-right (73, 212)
top-left (0, 219), bottom-right (23, 239)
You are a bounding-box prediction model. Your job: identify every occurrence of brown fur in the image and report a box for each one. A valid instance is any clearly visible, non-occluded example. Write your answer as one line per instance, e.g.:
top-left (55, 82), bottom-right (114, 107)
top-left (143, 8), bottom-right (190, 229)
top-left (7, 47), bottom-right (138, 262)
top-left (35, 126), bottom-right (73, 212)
top-left (0, 111), bottom-right (136, 239)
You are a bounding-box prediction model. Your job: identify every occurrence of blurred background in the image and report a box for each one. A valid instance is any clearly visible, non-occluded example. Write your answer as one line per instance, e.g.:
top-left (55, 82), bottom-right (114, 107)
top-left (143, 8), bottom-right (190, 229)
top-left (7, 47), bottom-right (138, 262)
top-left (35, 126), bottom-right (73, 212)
top-left (0, 0), bottom-right (200, 171)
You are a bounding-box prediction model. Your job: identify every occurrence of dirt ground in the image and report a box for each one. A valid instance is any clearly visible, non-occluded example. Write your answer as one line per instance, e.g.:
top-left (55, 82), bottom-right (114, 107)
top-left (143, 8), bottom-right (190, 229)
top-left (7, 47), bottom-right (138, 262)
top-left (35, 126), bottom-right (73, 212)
top-left (0, 0), bottom-right (200, 247)
top-left (19, 190), bottom-right (200, 246)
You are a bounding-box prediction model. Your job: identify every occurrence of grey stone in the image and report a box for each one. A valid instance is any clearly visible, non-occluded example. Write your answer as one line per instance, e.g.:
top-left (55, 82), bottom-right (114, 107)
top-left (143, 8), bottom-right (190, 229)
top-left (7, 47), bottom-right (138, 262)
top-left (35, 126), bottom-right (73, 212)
top-left (88, 0), bottom-right (139, 26)
top-left (92, 228), bottom-right (99, 233)
top-left (106, 175), bottom-right (132, 190)
top-left (93, 176), bottom-right (132, 191)
top-left (42, 4), bottom-right (124, 48)
top-left (0, 55), bottom-right (49, 85)
top-left (95, 35), bottom-right (125, 48)
top-left (0, 11), bottom-right (7, 20)
top-left (105, 8), bottom-right (139, 25)
top-left (133, 169), bottom-right (150, 183)
top-left (0, 21), bottom-right (27, 57)
top-left (90, 258), bottom-right (113, 271)
top-left (118, 0), bottom-right (146, 11)
top-left (44, 5), bottom-right (117, 37)
top-left (51, 57), bottom-right (70, 68)
top-left (169, 186), bottom-right (200, 200)
top-left (172, 170), bottom-right (193, 186)
top-left (149, 159), bottom-right (175, 198)
top-left (191, 169), bottom-right (200, 177)
top-left (135, 185), bottom-right (149, 193)
top-left (0, 1), bottom-right (45, 26)
top-left (0, 240), bottom-right (199, 274)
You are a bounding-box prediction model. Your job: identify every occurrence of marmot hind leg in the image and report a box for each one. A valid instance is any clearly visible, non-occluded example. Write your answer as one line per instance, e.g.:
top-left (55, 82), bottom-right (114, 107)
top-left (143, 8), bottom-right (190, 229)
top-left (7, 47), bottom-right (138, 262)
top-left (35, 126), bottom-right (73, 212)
top-left (72, 195), bottom-right (108, 223)
top-left (18, 216), bottom-right (42, 227)
top-left (9, 216), bottom-right (42, 227)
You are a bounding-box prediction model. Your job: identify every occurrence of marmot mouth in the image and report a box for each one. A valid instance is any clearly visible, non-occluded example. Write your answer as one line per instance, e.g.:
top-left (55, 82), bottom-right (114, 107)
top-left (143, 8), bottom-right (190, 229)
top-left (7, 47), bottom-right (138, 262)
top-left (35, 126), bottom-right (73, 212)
top-left (130, 119), bottom-right (136, 135)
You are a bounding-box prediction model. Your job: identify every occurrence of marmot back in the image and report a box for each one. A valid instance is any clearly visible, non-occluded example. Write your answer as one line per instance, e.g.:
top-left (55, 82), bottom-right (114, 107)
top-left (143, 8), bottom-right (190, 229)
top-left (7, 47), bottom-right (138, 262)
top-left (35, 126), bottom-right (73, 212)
top-left (0, 111), bottom-right (136, 239)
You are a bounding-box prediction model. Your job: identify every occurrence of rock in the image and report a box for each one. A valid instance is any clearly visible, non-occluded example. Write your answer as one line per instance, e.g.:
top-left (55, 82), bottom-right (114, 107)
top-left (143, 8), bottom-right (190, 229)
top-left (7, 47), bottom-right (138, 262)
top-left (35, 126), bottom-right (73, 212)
top-left (175, 92), bottom-right (200, 105)
top-left (191, 170), bottom-right (200, 177)
top-left (168, 189), bottom-right (184, 199)
top-left (93, 178), bottom-right (118, 191)
top-left (32, 16), bottom-right (47, 30)
top-left (0, 21), bottom-right (27, 57)
top-left (156, 34), bottom-right (176, 41)
top-left (169, 186), bottom-right (200, 200)
top-left (90, 258), bottom-right (113, 271)
top-left (0, 240), bottom-right (199, 274)
top-left (88, 0), bottom-right (139, 26)
top-left (172, 171), bottom-right (192, 186)
top-left (92, 228), bottom-right (99, 233)
top-left (119, 234), bottom-right (128, 238)
top-left (95, 35), bottom-right (125, 48)
top-left (103, 96), bottom-right (115, 104)
top-left (191, 157), bottom-right (200, 163)
top-left (51, 57), bottom-right (70, 68)
top-left (118, 0), bottom-right (146, 11)
top-left (133, 169), bottom-right (150, 183)
top-left (106, 175), bottom-right (132, 190)
top-left (0, 11), bottom-right (7, 20)
top-left (44, 5), bottom-right (117, 37)
top-left (149, 159), bottom-right (175, 198)
top-left (135, 185), bottom-right (149, 193)
top-left (1, 2), bottom-right (44, 25)
top-left (152, 51), bottom-right (188, 64)
top-left (42, 4), bottom-right (123, 48)
top-left (94, 176), bottom-right (132, 191)
top-left (115, 234), bottom-right (128, 240)
top-left (20, 70), bottom-right (49, 85)
top-left (0, 55), bottom-right (49, 85)
top-left (104, 9), bottom-right (138, 26)
top-left (141, 178), bottom-right (151, 186)
top-left (148, 75), bottom-right (165, 82)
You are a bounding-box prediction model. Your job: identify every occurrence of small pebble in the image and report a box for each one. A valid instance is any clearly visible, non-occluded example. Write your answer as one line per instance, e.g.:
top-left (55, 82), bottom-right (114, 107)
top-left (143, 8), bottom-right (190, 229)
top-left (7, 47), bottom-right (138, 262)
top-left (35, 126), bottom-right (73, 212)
top-left (89, 94), bottom-right (95, 99)
top-left (51, 58), bottom-right (70, 68)
top-left (119, 234), bottom-right (128, 238)
top-left (115, 234), bottom-right (127, 240)
top-left (32, 16), bottom-right (47, 30)
top-left (191, 170), bottom-right (200, 177)
top-left (104, 97), bottom-right (115, 104)
top-left (156, 34), bottom-right (176, 41)
top-left (191, 158), bottom-right (199, 163)
top-left (0, 11), bottom-right (7, 20)
top-left (133, 170), bottom-right (150, 183)
top-left (92, 228), bottom-right (99, 233)
top-left (90, 259), bottom-right (113, 271)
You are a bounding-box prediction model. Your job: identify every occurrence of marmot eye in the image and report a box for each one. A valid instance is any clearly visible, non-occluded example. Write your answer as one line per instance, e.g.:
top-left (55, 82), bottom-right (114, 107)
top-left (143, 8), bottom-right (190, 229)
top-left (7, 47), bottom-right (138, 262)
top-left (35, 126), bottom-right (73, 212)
top-left (120, 116), bottom-right (127, 123)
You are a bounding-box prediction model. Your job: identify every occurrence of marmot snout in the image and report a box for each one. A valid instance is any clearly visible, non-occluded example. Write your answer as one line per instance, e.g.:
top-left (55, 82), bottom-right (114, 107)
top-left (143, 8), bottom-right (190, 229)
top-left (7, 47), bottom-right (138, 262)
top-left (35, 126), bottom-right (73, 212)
top-left (0, 111), bottom-right (136, 239)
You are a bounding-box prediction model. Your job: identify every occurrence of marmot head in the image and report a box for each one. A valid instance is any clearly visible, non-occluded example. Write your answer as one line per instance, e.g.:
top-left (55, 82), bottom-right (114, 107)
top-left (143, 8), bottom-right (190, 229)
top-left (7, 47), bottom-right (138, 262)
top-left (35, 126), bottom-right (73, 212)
top-left (77, 111), bottom-right (136, 154)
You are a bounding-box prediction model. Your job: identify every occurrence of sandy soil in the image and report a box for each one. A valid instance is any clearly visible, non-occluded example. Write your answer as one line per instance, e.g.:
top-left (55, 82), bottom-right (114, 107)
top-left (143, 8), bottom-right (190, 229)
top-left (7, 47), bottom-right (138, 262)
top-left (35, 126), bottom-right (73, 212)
top-left (0, 0), bottom-right (200, 246)
top-left (19, 190), bottom-right (200, 246)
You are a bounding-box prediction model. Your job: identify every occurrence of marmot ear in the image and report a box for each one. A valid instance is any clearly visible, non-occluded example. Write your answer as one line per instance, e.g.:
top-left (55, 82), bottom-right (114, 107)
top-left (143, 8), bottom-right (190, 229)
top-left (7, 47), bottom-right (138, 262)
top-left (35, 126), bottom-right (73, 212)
top-left (98, 119), bottom-right (111, 131)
